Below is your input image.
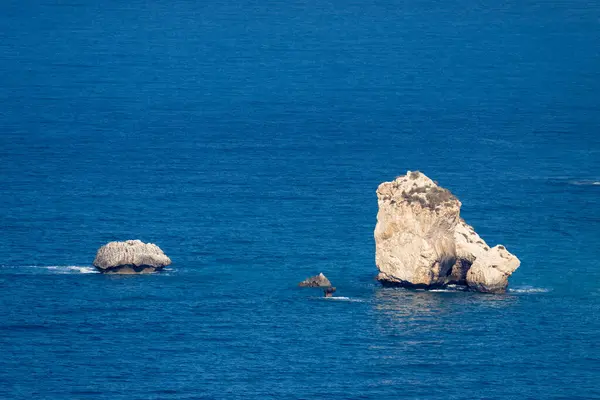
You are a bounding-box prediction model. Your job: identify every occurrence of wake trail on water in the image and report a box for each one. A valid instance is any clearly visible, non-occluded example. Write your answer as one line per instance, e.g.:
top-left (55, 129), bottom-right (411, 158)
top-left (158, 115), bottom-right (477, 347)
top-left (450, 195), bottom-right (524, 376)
top-left (318, 297), bottom-right (364, 302)
top-left (0, 265), bottom-right (99, 274)
top-left (508, 287), bottom-right (550, 294)
top-left (569, 180), bottom-right (600, 186)
top-left (545, 177), bottom-right (600, 187)
top-left (429, 286), bottom-right (550, 294)
top-left (46, 266), bottom-right (99, 274)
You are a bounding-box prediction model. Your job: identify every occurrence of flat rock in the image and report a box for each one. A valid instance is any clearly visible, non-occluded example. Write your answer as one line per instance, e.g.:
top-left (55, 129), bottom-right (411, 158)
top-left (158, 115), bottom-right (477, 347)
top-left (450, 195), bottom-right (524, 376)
top-left (93, 240), bottom-right (171, 274)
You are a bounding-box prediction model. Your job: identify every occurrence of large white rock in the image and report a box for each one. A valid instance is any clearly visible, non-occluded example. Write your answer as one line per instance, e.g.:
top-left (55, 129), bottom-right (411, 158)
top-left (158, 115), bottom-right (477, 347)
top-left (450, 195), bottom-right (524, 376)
top-left (375, 171), bottom-right (520, 293)
top-left (374, 171), bottom-right (461, 287)
top-left (93, 240), bottom-right (171, 274)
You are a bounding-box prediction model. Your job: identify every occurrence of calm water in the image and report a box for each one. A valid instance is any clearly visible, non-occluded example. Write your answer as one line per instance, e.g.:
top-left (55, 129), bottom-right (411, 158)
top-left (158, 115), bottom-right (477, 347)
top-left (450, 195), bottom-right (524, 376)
top-left (1, 0), bottom-right (600, 398)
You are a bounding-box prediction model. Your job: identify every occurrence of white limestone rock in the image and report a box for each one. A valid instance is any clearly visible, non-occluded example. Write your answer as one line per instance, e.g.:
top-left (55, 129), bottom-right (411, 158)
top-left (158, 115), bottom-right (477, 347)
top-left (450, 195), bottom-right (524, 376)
top-left (375, 171), bottom-right (520, 293)
top-left (374, 171), bottom-right (461, 287)
top-left (93, 240), bottom-right (171, 274)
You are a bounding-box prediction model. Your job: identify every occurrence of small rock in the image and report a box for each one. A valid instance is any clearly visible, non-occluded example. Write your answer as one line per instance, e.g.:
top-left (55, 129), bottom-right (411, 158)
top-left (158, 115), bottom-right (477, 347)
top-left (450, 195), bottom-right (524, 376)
top-left (298, 272), bottom-right (332, 287)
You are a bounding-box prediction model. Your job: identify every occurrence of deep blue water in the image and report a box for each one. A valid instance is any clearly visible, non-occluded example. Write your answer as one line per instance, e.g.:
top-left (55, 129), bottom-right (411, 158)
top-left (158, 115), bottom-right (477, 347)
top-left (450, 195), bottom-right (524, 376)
top-left (1, 0), bottom-right (600, 398)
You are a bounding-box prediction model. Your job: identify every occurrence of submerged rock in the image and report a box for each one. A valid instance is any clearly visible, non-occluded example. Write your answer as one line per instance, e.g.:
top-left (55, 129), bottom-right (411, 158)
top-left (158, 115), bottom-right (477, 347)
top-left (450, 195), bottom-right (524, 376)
top-left (374, 171), bottom-right (520, 293)
top-left (299, 273), bottom-right (332, 287)
top-left (93, 240), bottom-right (171, 274)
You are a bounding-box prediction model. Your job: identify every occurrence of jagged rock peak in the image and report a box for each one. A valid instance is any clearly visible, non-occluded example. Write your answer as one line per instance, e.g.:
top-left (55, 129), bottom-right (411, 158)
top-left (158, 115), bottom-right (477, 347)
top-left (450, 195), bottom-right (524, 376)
top-left (298, 272), bottom-right (332, 287)
top-left (376, 171), bottom-right (461, 212)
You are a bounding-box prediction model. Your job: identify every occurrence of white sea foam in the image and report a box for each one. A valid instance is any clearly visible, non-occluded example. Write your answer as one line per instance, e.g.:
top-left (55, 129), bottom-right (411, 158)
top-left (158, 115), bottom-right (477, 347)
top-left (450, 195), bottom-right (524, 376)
top-left (0, 265), bottom-right (101, 275)
top-left (569, 180), bottom-right (600, 186)
top-left (67, 266), bottom-right (98, 274)
top-left (45, 265), bottom-right (99, 274)
top-left (413, 285), bottom-right (466, 293)
top-left (4, 265), bottom-right (99, 274)
top-left (322, 296), bottom-right (364, 302)
top-left (508, 287), bottom-right (550, 294)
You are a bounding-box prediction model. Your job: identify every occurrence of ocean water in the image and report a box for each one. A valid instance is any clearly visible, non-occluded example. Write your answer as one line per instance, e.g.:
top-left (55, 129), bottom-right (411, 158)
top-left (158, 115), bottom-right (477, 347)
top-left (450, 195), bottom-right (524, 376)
top-left (1, 0), bottom-right (600, 398)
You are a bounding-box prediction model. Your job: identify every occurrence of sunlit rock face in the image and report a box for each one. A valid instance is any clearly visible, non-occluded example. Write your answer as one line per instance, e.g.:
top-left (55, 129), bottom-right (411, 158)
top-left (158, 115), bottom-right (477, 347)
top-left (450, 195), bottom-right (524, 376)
top-left (466, 245), bottom-right (521, 293)
top-left (374, 171), bottom-right (519, 293)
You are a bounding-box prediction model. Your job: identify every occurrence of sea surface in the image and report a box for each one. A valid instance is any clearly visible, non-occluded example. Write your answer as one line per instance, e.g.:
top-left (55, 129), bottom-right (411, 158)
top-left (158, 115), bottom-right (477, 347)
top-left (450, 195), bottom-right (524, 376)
top-left (1, 0), bottom-right (600, 399)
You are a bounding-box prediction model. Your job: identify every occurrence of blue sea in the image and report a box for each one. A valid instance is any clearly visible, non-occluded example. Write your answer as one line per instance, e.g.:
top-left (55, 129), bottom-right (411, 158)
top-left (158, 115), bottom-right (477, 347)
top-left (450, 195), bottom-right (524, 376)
top-left (1, 0), bottom-right (600, 398)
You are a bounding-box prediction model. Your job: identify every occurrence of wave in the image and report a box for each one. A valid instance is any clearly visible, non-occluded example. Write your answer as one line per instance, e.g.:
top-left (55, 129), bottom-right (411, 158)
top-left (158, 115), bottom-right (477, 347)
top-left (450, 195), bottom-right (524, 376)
top-left (546, 178), bottom-right (600, 187)
top-left (413, 285), bottom-right (468, 293)
top-left (46, 266), bottom-right (99, 274)
top-left (508, 287), bottom-right (550, 294)
top-left (321, 296), bottom-right (364, 302)
top-left (568, 180), bottom-right (600, 186)
top-left (400, 285), bottom-right (548, 294)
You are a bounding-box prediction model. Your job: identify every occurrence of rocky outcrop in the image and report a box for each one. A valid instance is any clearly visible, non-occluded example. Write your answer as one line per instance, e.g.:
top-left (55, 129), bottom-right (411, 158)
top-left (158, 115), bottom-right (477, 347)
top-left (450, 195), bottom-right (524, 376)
top-left (466, 245), bottom-right (520, 293)
top-left (375, 171), bottom-right (520, 293)
top-left (299, 273), bottom-right (332, 287)
top-left (374, 171), bottom-right (461, 288)
top-left (93, 240), bottom-right (171, 274)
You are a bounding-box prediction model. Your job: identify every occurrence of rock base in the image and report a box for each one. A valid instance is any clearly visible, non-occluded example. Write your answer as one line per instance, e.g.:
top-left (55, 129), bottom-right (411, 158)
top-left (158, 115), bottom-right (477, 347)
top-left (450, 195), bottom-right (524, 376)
top-left (93, 240), bottom-right (171, 275)
top-left (97, 264), bottom-right (163, 275)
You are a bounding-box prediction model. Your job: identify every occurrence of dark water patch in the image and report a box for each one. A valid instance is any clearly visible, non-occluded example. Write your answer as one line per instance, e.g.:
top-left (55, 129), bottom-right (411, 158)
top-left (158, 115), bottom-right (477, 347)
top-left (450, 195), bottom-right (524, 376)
top-left (69, 391), bottom-right (107, 396)
top-left (0, 323), bottom-right (52, 332)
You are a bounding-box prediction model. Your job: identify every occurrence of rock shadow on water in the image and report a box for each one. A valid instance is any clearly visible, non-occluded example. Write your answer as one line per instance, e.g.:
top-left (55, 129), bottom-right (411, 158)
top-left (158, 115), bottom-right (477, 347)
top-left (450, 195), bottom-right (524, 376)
top-left (373, 286), bottom-right (519, 321)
